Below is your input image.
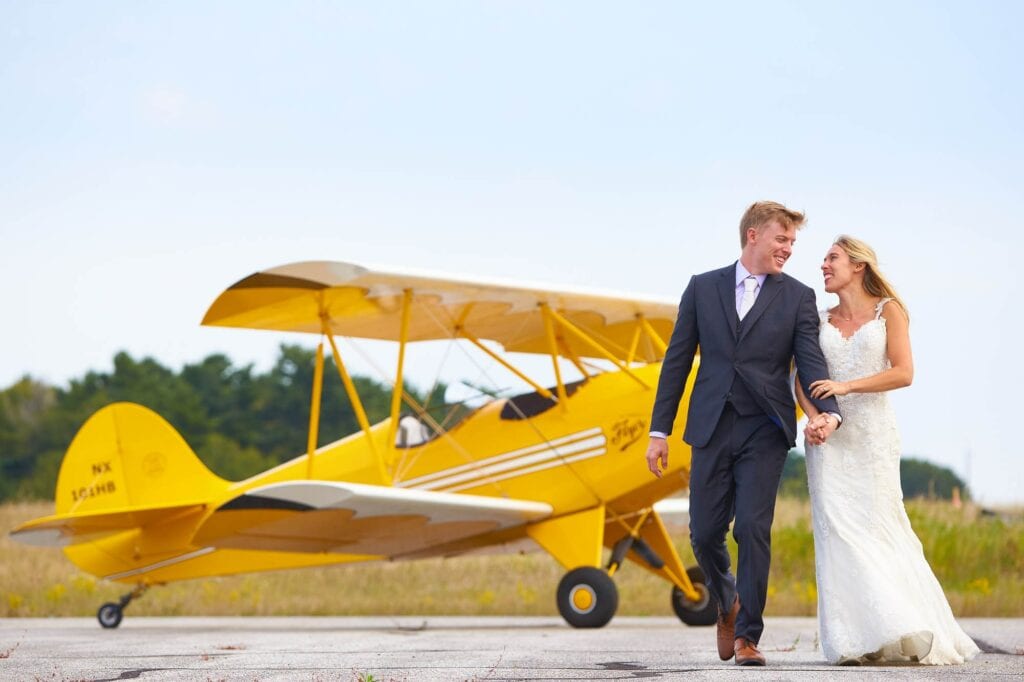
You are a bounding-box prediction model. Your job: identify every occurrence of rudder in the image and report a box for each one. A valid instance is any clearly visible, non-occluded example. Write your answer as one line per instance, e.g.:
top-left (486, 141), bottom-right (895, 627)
top-left (55, 402), bottom-right (227, 516)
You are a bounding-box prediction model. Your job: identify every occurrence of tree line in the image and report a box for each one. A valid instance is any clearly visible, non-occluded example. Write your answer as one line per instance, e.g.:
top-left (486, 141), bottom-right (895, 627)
top-left (780, 451), bottom-right (969, 501)
top-left (0, 345), bottom-right (446, 501)
top-left (0, 345), bottom-right (967, 502)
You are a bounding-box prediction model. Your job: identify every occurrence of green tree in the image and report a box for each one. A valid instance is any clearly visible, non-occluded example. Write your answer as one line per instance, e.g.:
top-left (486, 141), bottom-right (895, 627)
top-left (779, 450), bottom-right (808, 499)
top-left (777, 452), bottom-right (970, 501)
top-left (0, 377), bottom-right (56, 499)
top-left (900, 457), bottom-right (970, 500)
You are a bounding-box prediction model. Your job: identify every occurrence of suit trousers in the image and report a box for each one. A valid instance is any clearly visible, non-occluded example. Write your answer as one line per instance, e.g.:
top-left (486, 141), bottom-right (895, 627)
top-left (688, 404), bottom-right (789, 644)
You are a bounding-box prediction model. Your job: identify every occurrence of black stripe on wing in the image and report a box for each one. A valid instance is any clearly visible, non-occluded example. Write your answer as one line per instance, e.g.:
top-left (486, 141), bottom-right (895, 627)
top-left (217, 495), bottom-right (314, 512)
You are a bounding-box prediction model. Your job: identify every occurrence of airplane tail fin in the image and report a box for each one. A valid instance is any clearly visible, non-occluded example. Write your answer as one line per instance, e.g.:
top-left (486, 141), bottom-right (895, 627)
top-left (53, 402), bottom-right (228, 516)
top-left (10, 403), bottom-right (230, 569)
top-left (12, 402), bottom-right (229, 547)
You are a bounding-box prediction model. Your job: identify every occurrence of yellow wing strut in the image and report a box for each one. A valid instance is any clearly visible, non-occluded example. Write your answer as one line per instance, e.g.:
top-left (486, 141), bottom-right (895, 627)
top-left (539, 303), bottom-right (569, 409)
top-left (546, 308), bottom-right (650, 389)
top-left (457, 326), bottom-right (555, 401)
top-left (323, 321), bottom-right (390, 485)
top-left (386, 290), bottom-right (413, 452)
top-left (305, 341), bottom-right (325, 479)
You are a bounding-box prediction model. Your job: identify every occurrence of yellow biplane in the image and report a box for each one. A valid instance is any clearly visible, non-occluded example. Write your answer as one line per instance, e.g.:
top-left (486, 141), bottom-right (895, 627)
top-left (11, 261), bottom-right (711, 629)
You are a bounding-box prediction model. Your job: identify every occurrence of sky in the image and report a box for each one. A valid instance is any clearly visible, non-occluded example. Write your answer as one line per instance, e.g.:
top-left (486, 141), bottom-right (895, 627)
top-left (1, 2), bottom-right (1021, 504)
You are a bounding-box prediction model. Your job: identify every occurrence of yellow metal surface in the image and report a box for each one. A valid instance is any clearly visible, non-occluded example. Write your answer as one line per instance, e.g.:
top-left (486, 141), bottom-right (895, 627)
top-left (630, 511), bottom-right (698, 599)
top-left (546, 307), bottom-right (649, 389)
top-left (458, 327), bottom-right (554, 399)
top-left (12, 265), bottom-right (707, 601)
top-left (640, 316), bottom-right (668, 356)
top-left (539, 304), bottom-right (569, 407)
top-left (324, 329), bottom-right (389, 484)
top-left (12, 360), bottom-right (698, 584)
top-left (386, 289), bottom-right (413, 450)
top-left (201, 261), bottom-right (677, 362)
top-left (306, 341), bottom-right (325, 479)
top-left (626, 321), bottom-right (643, 364)
top-left (572, 586), bottom-right (594, 611)
top-left (526, 505), bottom-right (606, 571)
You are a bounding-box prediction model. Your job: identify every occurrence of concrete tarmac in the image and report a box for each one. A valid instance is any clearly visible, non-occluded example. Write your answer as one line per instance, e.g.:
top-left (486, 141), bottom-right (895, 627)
top-left (1, 616), bottom-right (1021, 681)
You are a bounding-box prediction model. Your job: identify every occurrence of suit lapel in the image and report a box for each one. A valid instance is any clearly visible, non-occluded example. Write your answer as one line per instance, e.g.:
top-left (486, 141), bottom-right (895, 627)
top-left (717, 264), bottom-right (739, 339)
top-left (738, 273), bottom-right (783, 343)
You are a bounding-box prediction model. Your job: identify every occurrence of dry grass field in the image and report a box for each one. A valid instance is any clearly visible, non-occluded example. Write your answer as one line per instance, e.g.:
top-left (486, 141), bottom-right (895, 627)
top-left (2, 498), bottom-right (1021, 620)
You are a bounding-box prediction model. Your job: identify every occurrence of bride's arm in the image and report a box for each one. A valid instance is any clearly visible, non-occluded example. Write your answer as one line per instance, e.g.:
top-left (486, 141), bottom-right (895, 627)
top-left (794, 373), bottom-right (820, 419)
top-left (809, 301), bottom-right (914, 398)
top-left (796, 373), bottom-right (832, 445)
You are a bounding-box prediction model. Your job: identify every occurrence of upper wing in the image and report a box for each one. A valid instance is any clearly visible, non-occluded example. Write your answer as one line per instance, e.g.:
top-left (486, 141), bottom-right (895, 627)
top-left (201, 261), bottom-right (677, 362)
top-left (191, 480), bottom-right (552, 558)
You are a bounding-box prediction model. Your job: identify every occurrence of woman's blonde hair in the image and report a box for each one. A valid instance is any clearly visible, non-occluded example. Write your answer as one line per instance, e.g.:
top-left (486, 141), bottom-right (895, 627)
top-left (833, 235), bottom-right (909, 321)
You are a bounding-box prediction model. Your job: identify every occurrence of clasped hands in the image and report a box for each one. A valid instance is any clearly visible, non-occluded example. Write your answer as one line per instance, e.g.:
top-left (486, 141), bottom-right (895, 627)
top-left (804, 412), bottom-right (838, 446)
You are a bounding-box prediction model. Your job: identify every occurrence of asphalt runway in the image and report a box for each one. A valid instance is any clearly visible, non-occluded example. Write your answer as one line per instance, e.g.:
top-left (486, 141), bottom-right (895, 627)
top-left (1, 616), bottom-right (1021, 681)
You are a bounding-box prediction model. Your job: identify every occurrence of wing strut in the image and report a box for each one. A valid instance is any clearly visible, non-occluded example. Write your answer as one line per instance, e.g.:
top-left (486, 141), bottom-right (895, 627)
top-left (323, 319), bottom-right (390, 485)
top-left (626, 320), bottom-right (643, 364)
top-left (539, 303), bottom-right (569, 410)
top-left (546, 308), bottom-right (650, 389)
top-left (305, 340), bottom-right (326, 478)
top-left (457, 326), bottom-right (556, 401)
top-left (385, 289), bottom-right (413, 451)
top-left (639, 315), bottom-right (668, 356)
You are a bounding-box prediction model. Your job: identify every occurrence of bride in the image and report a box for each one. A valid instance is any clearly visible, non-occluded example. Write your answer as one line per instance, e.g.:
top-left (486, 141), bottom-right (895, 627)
top-left (795, 235), bottom-right (980, 666)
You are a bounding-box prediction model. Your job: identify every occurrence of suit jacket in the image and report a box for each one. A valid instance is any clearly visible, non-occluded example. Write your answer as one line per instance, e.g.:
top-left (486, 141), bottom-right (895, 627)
top-left (650, 262), bottom-right (839, 448)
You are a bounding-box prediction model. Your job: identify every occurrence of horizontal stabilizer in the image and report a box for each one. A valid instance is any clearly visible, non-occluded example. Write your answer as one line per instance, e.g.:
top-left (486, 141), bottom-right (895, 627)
top-left (193, 481), bottom-right (552, 558)
top-left (10, 502), bottom-right (207, 547)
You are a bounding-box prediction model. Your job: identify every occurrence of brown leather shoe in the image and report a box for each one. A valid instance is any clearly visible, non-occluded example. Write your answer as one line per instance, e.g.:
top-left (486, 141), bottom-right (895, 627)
top-left (716, 596), bottom-right (740, 660)
top-left (734, 637), bottom-right (766, 666)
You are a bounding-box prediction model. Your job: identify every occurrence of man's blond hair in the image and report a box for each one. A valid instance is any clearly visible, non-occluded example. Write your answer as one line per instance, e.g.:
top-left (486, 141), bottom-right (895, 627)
top-left (739, 201), bottom-right (806, 247)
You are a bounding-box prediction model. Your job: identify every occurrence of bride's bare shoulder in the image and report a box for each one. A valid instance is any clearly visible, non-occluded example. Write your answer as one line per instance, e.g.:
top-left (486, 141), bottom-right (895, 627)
top-left (878, 298), bottom-right (909, 324)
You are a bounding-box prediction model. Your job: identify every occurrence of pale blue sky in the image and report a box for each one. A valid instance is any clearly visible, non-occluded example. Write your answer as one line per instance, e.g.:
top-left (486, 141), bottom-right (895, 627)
top-left (1, 2), bottom-right (1021, 503)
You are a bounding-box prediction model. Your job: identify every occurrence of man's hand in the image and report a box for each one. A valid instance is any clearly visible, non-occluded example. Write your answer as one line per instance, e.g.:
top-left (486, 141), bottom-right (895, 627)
top-left (804, 413), bottom-right (838, 446)
top-left (646, 437), bottom-right (669, 478)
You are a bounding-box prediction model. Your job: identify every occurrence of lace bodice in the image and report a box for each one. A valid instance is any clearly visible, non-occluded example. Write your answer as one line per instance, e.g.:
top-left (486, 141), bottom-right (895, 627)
top-left (816, 299), bottom-right (896, 449)
top-left (819, 299), bottom-right (892, 381)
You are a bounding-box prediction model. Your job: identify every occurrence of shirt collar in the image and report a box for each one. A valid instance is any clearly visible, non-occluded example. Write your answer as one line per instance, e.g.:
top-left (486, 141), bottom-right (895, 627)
top-left (735, 261), bottom-right (767, 289)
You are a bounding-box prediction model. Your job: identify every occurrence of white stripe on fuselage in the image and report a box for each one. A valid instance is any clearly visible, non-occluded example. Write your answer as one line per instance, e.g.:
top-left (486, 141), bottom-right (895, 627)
top-left (399, 427), bottom-right (607, 492)
top-left (104, 547), bottom-right (216, 581)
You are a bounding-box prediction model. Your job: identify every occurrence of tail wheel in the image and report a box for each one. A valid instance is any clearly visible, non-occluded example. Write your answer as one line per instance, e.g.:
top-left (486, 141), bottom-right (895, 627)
top-left (97, 602), bottom-right (123, 629)
top-left (671, 565), bottom-right (717, 626)
top-left (556, 566), bottom-right (618, 628)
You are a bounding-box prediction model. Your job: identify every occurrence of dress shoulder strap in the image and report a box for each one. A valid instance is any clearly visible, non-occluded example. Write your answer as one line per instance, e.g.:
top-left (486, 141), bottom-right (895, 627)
top-left (874, 298), bottom-right (893, 319)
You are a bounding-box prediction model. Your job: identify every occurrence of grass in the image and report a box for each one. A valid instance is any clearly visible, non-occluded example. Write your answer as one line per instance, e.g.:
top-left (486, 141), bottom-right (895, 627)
top-left (1, 498), bottom-right (1021, 619)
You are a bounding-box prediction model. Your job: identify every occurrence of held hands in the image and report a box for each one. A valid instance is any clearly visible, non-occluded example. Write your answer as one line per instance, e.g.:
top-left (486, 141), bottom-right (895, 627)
top-left (808, 379), bottom-right (851, 399)
top-left (804, 413), bottom-right (838, 446)
top-left (646, 437), bottom-right (669, 478)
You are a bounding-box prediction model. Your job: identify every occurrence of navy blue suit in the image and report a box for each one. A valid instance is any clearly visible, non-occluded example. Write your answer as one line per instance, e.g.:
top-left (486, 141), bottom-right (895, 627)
top-left (651, 262), bottom-right (839, 643)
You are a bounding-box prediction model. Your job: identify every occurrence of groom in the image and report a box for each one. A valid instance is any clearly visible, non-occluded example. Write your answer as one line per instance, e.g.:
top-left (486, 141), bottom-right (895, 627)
top-left (646, 201), bottom-right (841, 666)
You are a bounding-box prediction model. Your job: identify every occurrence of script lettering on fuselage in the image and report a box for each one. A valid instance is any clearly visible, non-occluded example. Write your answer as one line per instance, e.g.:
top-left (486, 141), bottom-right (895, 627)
top-left (610, 417), bottom-right (646, 452)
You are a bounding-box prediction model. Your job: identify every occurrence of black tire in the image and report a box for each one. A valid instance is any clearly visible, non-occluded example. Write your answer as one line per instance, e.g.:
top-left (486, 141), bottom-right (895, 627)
top-left (97, 602), bottom-right (123, 629)
top-left (556, 566), bottom-right (618, 628)
top-left (671, 566), bottom-right (717, 626)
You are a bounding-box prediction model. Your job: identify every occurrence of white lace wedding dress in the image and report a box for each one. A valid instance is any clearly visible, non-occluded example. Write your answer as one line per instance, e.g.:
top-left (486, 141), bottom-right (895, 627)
top-left (805, 299), bottom-right (980, 665)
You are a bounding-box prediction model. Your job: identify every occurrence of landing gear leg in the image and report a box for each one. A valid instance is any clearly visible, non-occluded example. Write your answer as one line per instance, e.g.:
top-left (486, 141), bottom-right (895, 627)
top-left (97, 584), bottom-right (149, 629)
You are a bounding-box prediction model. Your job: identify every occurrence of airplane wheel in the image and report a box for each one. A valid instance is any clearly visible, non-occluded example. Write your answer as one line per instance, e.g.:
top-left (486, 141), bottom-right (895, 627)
top-left (556, 566), bottom-right (618, 628)
top-left (671, 566), bottom-right (717, 626)
top-left (97, 602), bottom-right (123, 629)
